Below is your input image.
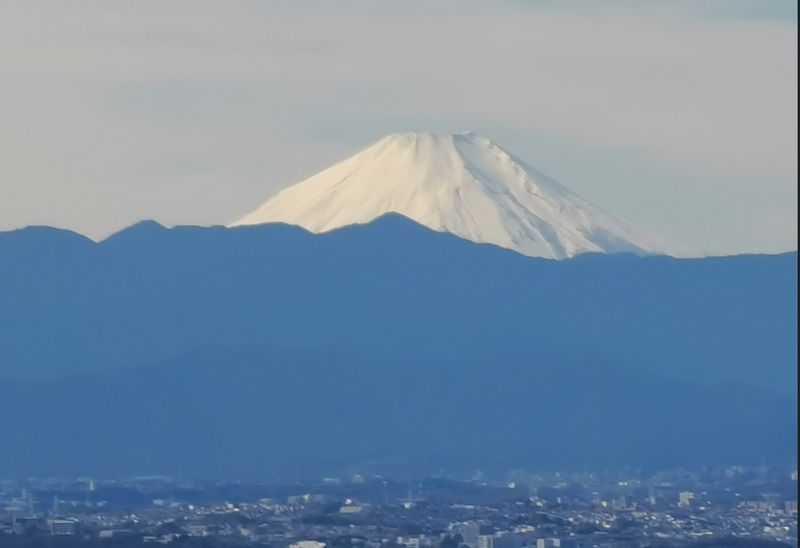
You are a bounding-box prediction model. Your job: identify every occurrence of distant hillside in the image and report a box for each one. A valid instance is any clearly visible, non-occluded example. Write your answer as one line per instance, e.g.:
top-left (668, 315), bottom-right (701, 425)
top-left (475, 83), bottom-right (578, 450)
top-left (0, 215), bottom-right (795, 476)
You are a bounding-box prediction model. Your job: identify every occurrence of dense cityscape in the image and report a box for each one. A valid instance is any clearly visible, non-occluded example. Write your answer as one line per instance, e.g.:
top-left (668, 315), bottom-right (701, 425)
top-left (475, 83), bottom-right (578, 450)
top-left (1, 466), bottom-right (796, 547)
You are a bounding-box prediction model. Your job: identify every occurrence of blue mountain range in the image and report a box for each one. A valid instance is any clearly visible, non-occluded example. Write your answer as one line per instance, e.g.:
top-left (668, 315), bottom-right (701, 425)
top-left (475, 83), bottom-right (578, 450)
top-left (0, 215), bottom-right (795, 478)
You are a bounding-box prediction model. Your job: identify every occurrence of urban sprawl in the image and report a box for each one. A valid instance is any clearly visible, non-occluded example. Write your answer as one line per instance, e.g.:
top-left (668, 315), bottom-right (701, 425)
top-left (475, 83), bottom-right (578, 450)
top-left (1, 466), bottom-right (797, 547)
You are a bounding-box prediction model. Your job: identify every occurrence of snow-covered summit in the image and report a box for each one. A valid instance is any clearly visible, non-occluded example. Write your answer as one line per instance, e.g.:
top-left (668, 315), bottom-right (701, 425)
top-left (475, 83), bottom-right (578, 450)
top-left (232, 131), bottom-right (693, 259)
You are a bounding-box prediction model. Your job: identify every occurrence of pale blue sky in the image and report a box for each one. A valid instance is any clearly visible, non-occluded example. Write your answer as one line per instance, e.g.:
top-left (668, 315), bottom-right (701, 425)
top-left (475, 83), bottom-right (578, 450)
top-left (0, 1), bottom-right (796, 254)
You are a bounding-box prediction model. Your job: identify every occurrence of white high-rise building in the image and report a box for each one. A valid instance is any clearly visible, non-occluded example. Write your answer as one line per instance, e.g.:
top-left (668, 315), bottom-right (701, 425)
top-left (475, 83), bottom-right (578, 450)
top-left (678, 491), bottom-right (695, 508)
top-left (478, 533), bottom-right (521, 548)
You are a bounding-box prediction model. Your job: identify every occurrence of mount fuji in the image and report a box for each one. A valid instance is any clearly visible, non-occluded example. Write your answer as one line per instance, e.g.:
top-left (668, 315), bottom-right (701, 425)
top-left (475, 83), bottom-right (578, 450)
top-left (232, 132), bottom-right (694, 259)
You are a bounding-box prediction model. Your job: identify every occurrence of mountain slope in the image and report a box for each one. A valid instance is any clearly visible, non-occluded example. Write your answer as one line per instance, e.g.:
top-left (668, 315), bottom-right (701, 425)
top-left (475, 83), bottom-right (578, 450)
top-left (232, 132), bottom-right (693, 259)
top-left (0, 216), bottom-right (794, 392)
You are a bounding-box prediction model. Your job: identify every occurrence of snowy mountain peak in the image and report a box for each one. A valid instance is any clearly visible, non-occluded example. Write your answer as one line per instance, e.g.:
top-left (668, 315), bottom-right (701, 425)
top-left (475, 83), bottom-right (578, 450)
top-left (232, 132), bottom-right (694, 259)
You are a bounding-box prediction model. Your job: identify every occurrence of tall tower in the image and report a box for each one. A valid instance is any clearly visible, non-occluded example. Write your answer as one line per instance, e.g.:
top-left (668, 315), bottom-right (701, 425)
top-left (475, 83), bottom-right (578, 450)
top-left (86, 479), bottom-right (95, 508)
